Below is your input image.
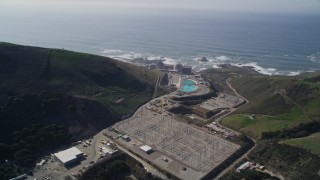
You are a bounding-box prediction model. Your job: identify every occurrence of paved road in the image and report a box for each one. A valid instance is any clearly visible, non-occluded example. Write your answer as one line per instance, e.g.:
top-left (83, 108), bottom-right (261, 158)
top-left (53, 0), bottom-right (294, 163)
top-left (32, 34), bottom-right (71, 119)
top-left (214, 77), bottom-right (256, 180)
top-left (213, 78), bottom-right (249, 134)
top-left (226, 78), bottom-right (249, 103)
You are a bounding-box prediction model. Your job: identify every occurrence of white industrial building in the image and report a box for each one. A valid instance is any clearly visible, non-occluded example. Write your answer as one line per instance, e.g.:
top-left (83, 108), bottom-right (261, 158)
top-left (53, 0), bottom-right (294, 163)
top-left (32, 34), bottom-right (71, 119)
top-left (35, 159), bottom-right (46, 167)
top-left (237, 161), bottom-right (251, 172)
top-left (53, 147), bottom-right (84, 166)
top-left (122, 135), bottom-right (131, 142)
top-left (140, 145), bottom-right (153, 154)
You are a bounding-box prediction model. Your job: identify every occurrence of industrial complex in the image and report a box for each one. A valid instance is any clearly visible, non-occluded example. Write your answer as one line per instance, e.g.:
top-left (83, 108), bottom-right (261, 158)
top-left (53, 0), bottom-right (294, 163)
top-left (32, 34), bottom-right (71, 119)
top-left (115, 106), bottom-right (241, 179)
top-left (148, 61), bottom-right (192, 74)
top-left (107, 69), bottom-right (251, 179)
top-left (28, 66), bottom-right (253, 180)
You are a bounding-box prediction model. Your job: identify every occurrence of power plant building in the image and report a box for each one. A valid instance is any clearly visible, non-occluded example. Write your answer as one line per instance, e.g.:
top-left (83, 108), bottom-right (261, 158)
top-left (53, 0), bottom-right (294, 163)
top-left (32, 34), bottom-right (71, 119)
top-left (53, 147), bottom-right (84, 166)
top-left (148, 61), bottom-right (192, 74)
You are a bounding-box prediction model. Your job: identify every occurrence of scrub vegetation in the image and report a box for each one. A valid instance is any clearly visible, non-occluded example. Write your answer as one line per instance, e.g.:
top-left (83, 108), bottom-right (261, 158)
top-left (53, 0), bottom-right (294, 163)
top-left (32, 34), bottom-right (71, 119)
top-left (222, 76), bottom-right (320, 139)
top-left (80, 153), bottom-right (161, 180)
top-left (203, 66), bottom-right (320, 179)
top-left (0, 42), bottom-right (159, 178)
top-left (280, 132), bottom-right (320, 155)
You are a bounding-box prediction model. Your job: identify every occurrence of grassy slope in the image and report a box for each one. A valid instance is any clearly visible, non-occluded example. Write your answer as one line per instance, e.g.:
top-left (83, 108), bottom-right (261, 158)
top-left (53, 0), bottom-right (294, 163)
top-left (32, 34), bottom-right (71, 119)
top-left (0, 42), bottom-right (159, 136)
top-left (94, 87), bottom-right (152, 115)
top-left (202, 64), bottom-right (320, 179)
top-left (0, 42), bottom-right (162, 178)
top-left (201, 64), bottom-right (261, 95)
top-left (49, 49), bottom-right (156, 115)
top-left (49, 49), bottom-right (148, 94)
top-left (230, 76), bottom-right (295, 115)
top-left (280, 132), bottom-right (320, 156)
top-left (221, 75), bottom-right (320, 139)
top-left (222, 107), bottom-right (306, 139)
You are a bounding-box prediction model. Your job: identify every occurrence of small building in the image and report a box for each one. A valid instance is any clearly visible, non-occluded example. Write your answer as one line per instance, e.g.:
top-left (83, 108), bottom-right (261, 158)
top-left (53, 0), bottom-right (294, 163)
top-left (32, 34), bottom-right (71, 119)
top-left (107, 142), bottom-right (116, 149)
top-left (53, 147), bottom-right (84, 167)
top-left (182, 66), bottom-right (192, 74)
top-left (174, 63), bottom-right (183, 73)
top-left (36, 159), bottom-right (46, 167)
top-left (140, 145), bottom-right (153, 154)
top-left (102, 146), bottom-right (117, 155)
top-left (156, 61), bottom-right (165, 69)
top-left (148, 61), bottom-right (193, 74)
top-left (237, 161), bottom-right (251, 172)
top-left (122, 135), bottom-right (131, 142)
top-left (162, 157), bottom-right (169, 162)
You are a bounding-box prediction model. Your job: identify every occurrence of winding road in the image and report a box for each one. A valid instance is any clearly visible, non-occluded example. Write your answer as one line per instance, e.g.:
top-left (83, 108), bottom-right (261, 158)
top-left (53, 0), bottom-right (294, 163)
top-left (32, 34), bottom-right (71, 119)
top-left (215, 77), bottom-right (283, 180)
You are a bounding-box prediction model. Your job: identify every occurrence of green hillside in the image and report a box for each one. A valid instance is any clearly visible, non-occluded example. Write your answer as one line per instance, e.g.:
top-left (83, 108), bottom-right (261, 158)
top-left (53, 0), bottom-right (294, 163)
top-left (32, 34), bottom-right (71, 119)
top-left (201, 64), bottom-right (260, 95)
top-left (0, 42), bottom-right (160, 135)
top-left (203, 66), bottom-right (320, 179)
top-left (280, 132), bottom-right (320, 155)
top-left (0, 42), bottom-right (159, 177)
top-left (219, 75), bottom-right (320, 139)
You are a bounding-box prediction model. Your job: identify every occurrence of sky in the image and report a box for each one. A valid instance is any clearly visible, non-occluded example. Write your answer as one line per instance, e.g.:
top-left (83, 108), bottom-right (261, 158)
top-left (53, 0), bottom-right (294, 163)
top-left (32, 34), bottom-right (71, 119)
top-left (1, 0), bottom-right (320, 14)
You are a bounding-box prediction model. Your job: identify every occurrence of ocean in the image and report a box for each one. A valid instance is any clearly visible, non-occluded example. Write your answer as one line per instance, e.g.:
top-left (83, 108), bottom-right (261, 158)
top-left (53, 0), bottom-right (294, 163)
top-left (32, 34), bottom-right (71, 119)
top-left (1, 9), bottom-right (320, 76)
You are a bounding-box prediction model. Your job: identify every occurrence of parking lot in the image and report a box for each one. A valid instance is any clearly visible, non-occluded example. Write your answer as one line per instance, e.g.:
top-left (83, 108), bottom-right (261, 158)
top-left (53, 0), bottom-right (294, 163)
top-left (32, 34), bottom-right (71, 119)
top-left (30, 131), bottom-right (118, 180)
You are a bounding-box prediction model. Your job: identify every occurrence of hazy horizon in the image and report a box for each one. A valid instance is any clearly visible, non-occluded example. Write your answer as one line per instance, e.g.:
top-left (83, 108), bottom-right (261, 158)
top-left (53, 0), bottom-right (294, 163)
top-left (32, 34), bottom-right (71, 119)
top-left (1, 0), bottom-right (320, 15)
top-left (1, 0), bottom-right (320, 76)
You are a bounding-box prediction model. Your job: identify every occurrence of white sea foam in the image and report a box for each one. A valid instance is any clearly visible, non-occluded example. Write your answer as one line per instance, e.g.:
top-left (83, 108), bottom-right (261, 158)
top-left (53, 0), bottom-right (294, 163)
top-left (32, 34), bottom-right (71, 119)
top-left (102, 49), bottom-right (144, 62)
top-left (192, 55), bottom-right (232, 70)
top-left (102, 49), bottom-right (124, 54)
top-left (212, 64), bottom-right (222, 69)
top-left (215, 55), bottom-right (231, 61)
top-left (287, 71), bottom-right (302, 76)
top-left (101, 49), bottom-right (308, 76)
top-left (163, 57), bottom-right (178, 65)
top-left (307, 52), bottom-right (320, 63)
top-left (233, 62), bottom-right (278, 76)
top-left (233, 62), bottom-right (304, 76)
top-left (193, 55), bottom-right (231, 62)
top-left (147, 56), bottom-right (164, 60)
top-left (111, 53), bottom-right (142, 61)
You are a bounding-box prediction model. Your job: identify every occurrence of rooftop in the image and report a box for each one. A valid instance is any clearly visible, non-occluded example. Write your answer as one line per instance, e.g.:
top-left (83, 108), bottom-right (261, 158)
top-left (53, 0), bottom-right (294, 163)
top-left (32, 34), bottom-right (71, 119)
top-left (237, 161), bottom-right (251, 171)
top-left (140, 145), bottom-right (152, 152)
top-left (54, 147), bottom-right (83, 164)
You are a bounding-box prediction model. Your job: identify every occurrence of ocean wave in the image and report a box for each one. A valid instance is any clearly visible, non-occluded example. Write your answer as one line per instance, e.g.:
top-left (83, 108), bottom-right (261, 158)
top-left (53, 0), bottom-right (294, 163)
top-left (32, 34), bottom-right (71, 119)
top-left (233, 62), bottom-right (304, 76)
top-left (192, 55), bottom-right (232, 70)
top-left (102, 49), bottom-right (124, 54)
top-left (287, 71), bottom-right (302, 76)
top-left (102, 48), bottom-right (180, 65)
top-left (102, 49), bottom-right (142, 62)
top-left (212, 64), bottom-right (222, 68)
top-left (193, 55), bottom-right (232, 62)
top-left (110, 53), bottom-right (143, 62)
top-left (233, 62), bottom-right (279, 76)
top-left (215, 55), bottom-right (231, 61)
top-left (101, 49), bottom-right (308, 76)
top-left (307, 52), bottom-right (320, 63)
